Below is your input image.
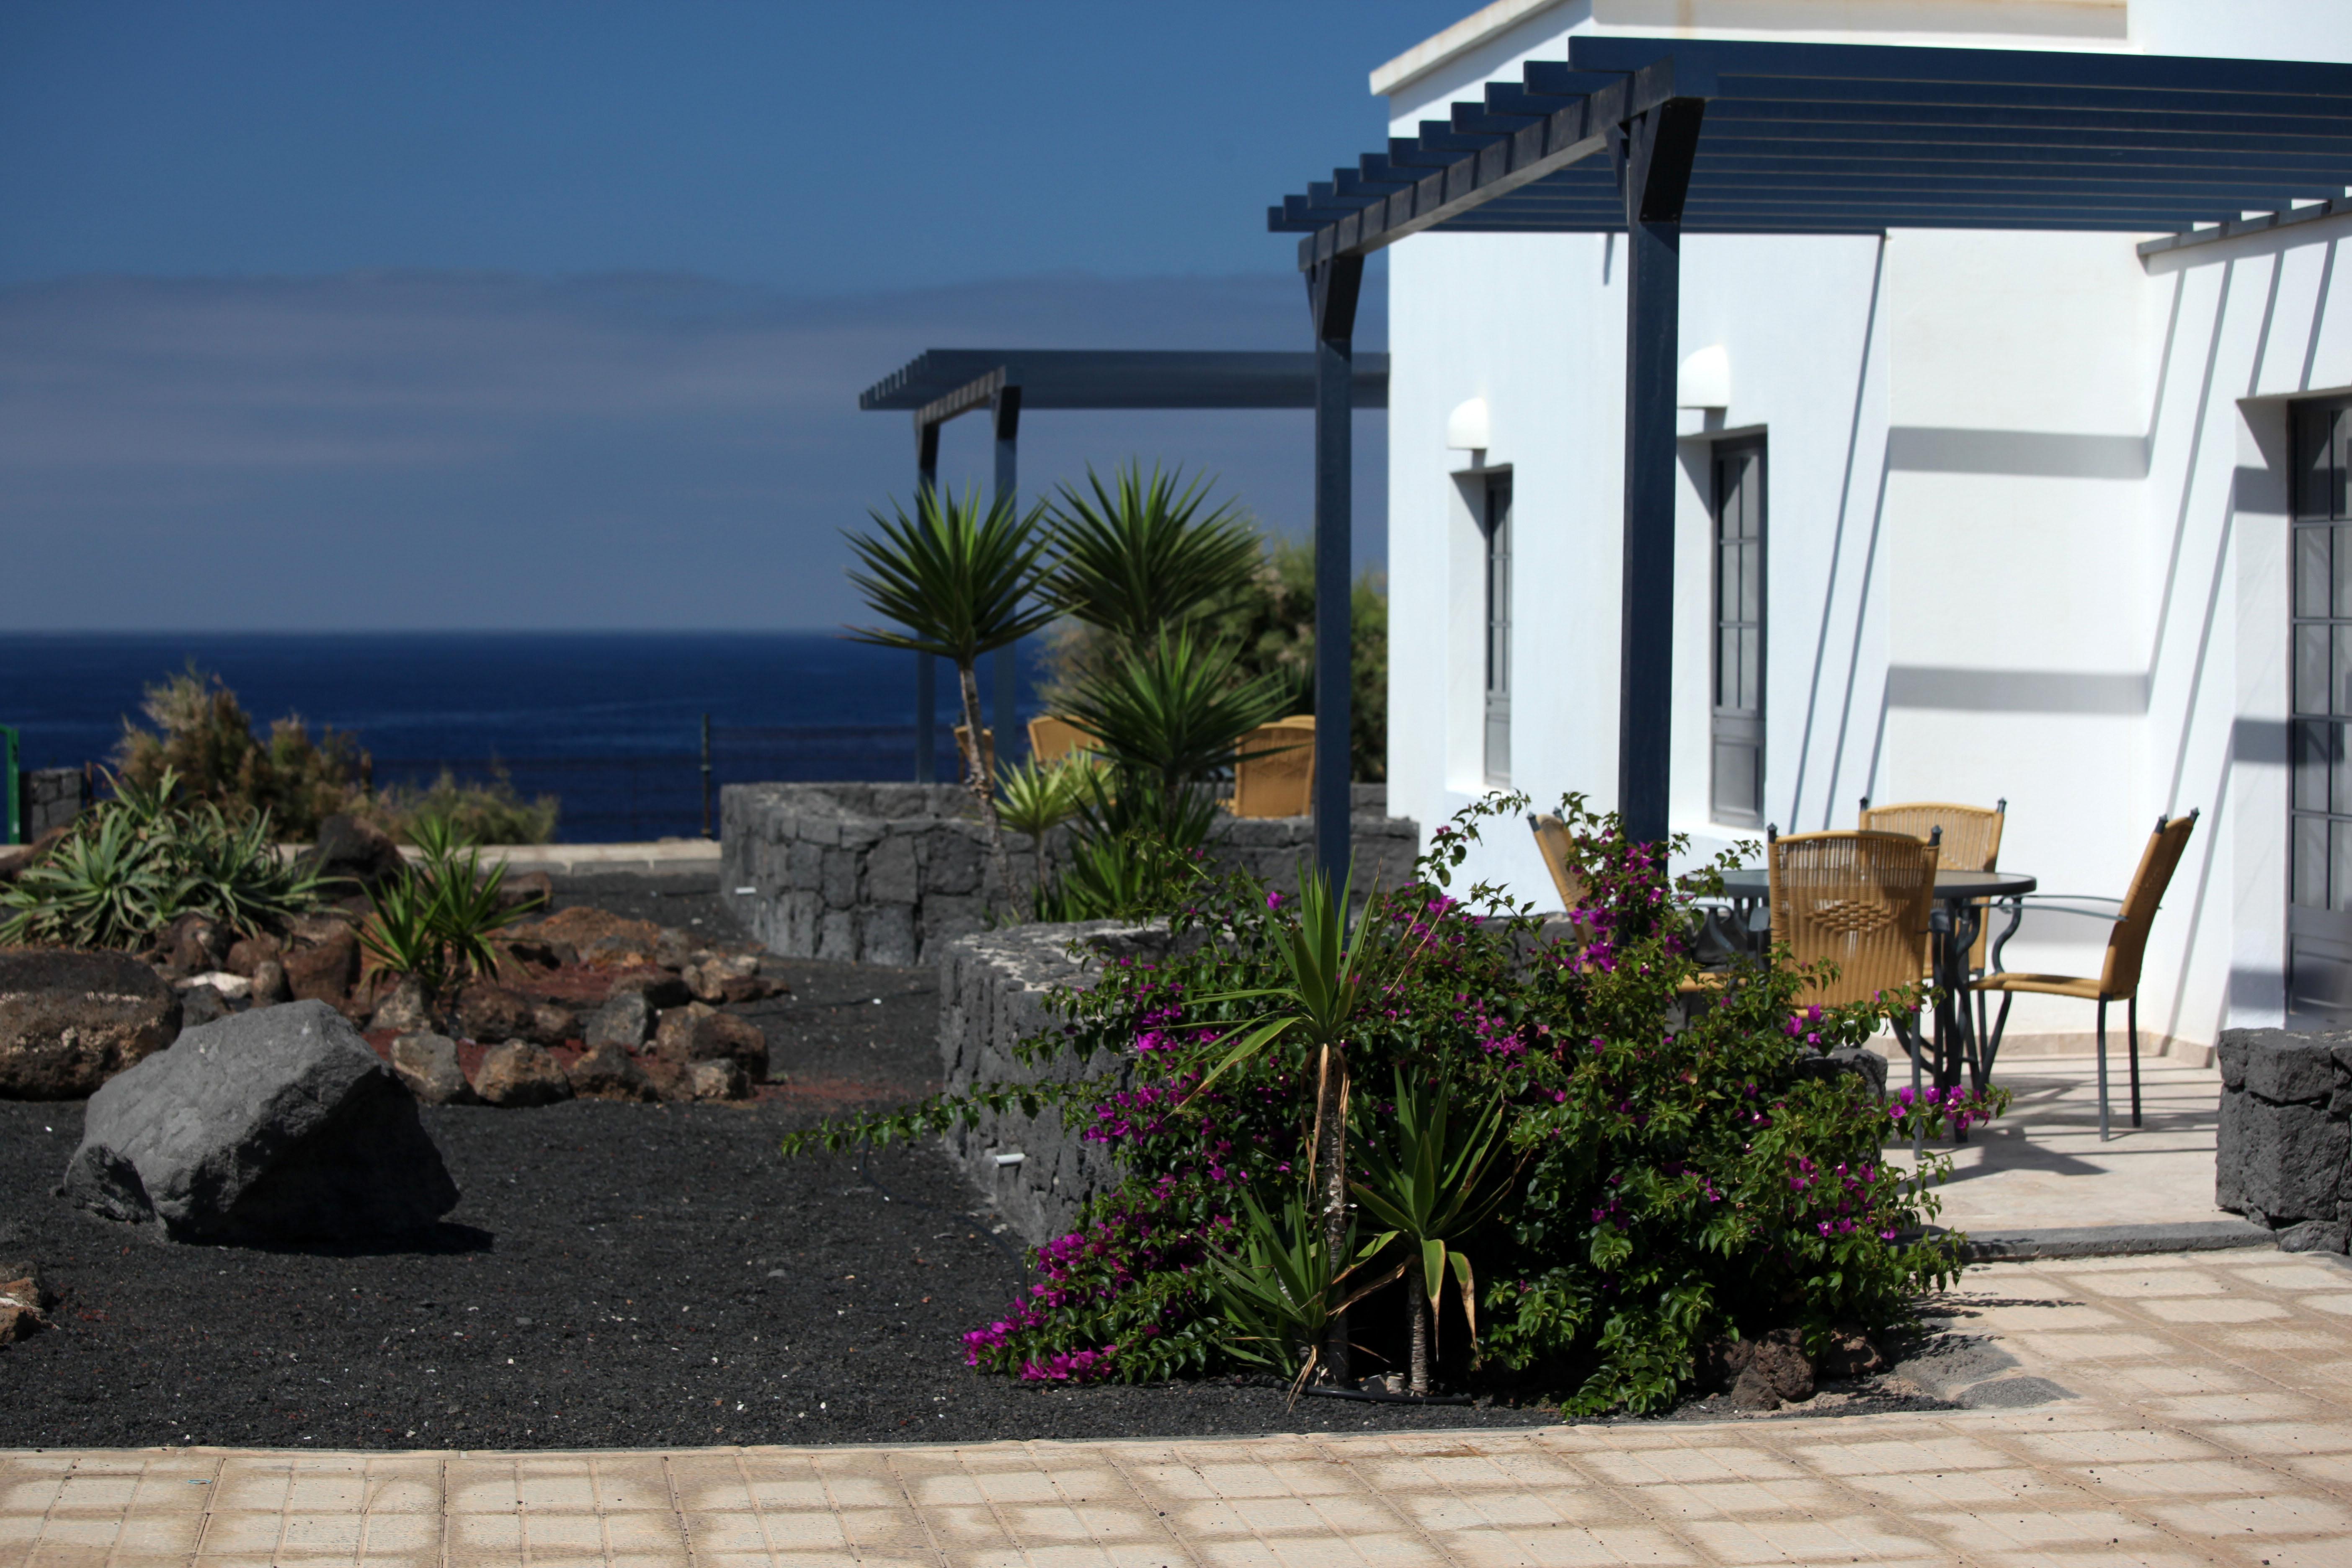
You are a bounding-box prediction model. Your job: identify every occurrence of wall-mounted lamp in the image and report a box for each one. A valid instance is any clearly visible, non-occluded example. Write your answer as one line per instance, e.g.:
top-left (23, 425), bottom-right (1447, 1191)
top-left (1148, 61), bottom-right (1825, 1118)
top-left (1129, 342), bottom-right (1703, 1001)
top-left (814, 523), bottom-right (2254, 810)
top-left (1678, 344), bottom-right (1730, 410)
top-left (1446, 396), bottom-right (1490, 466)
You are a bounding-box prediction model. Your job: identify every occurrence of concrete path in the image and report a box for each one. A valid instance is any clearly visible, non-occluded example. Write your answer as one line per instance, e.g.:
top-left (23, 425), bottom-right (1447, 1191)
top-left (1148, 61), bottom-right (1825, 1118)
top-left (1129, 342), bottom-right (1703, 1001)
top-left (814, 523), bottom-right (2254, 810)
top-left (1894, 1055), bottom-right (2230, 1234)
top-left (10, 1248), bottom-right (2352, 1568)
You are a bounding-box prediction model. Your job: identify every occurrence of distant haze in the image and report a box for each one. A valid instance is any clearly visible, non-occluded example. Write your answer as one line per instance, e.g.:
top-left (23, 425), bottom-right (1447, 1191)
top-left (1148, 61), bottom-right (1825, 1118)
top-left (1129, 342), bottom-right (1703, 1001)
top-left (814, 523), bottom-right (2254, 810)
top-left (0, 269), bottom-right (1387, 630)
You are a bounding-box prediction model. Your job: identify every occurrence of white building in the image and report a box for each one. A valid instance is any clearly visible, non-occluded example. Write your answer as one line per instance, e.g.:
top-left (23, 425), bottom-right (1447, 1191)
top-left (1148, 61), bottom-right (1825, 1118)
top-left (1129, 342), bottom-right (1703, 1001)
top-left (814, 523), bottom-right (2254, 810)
top-left (1362, 0), bottom-right (2352, 1055)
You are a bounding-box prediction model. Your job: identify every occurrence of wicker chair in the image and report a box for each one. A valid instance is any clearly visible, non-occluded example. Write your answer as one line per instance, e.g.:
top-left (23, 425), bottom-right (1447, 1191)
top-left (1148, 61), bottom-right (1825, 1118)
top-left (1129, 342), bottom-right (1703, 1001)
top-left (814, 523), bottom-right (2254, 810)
top-left (1769, 829), bottom-right (1941, 1127)
top-left (1231, 715), bottom-right (1315, 819)
top-left (949, 725), bottom-right (995, 781)
top-left (1527, 812), bottom-right (1587, 912)
top-left (1977, 812), bottom-right (2198, 1141)
top-left (1025, 716), bottom-right (1096, 766)
top-left (1860, 797), bottom-right (2006, 1038)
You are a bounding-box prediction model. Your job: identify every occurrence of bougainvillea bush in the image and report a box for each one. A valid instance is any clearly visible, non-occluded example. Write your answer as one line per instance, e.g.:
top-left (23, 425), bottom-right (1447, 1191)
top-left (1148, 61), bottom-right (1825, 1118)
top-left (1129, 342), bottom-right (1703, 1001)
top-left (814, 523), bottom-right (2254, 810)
top-left (783, 793), bottom-right (2001, 1414)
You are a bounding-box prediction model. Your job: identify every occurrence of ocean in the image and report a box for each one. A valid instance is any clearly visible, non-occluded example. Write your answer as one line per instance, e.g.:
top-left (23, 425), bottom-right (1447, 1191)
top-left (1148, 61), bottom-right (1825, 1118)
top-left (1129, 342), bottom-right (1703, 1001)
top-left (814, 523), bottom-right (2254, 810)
top-left (0, 633), bottom-right (1041, 842)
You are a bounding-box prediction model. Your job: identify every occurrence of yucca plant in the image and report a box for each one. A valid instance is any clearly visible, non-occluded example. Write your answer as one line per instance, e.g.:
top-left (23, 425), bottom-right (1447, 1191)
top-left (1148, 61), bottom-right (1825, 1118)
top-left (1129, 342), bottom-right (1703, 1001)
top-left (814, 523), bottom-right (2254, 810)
top-left (1204, 1183), bottom-right (1404, 1402)
top-left (1056, 628), bottom-right (1289, 839)
top-left (843, 486), bottom-right (1056, 897)
top-left (1045, 462), bottom-right (1262, 650)
top-left (1183, 861), bottom-right (1416, 1382)
top-left (357, 818), bottom-right (533, 1005)
top-left (1351, 1068), bottom-right (1520, 1396)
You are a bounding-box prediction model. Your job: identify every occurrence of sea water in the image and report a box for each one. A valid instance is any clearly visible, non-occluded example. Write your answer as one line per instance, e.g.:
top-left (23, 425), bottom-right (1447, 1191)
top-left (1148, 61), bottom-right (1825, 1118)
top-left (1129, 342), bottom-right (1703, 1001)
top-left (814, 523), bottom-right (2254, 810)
top-left (0, 632), bottom-right (1039, 842)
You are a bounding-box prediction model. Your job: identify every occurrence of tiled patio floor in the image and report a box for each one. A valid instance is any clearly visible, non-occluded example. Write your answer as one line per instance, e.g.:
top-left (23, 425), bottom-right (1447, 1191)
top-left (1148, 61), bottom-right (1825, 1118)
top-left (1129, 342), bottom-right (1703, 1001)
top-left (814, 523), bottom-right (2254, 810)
top-left (9, 1249), bottom-right (2352, 1568)
top-left (1892, 1055), bottom-right (2229, 1233)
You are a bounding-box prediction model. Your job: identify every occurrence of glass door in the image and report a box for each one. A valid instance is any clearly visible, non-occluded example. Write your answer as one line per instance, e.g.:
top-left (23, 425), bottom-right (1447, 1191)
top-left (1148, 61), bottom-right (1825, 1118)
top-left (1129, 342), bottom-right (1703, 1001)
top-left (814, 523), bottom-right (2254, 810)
top-left (2290, 399), bottom-right (2352, 1021)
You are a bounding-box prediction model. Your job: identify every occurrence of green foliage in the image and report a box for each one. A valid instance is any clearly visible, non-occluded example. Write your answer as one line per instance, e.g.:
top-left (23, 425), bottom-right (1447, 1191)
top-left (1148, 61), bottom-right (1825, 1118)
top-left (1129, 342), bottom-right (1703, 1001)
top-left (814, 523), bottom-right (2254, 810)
top-left (357, 767), bottom-right (559, 846)
top-left (785, 791), bottom-right (2001, 1407)
top-left (994, 755), bottom-right (1095, 841)
top-left (0, 768), bottom-right (325, 948)
top-left (1044, 463), bottom-right (1263, 650)
top-left (1350, 1068), bottom-right (1518, 1381)
top-left (113, 665), bottom-right (360, 840)
top-left (1028, 826), bottom-right (1205, 923)
top-left (356, 818), bottom-right (534, 1001)
top-left (1205, 1184), bottom-right (1402, 1393)
top-left (1057, 628), bottom-right (1291, 812)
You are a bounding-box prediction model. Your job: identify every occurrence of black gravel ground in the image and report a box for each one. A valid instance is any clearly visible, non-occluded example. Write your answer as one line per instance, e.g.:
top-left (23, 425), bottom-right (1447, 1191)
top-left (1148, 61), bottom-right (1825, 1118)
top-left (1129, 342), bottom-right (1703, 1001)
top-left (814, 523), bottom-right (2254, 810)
top-left (0, 871), bottom-right (1934, 1449)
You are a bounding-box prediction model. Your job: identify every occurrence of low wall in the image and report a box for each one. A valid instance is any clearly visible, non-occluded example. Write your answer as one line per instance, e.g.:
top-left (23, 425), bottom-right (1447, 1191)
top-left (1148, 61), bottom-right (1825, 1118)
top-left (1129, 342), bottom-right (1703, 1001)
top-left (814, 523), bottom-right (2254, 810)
top-left (933, 921), bottom-right (1175, 1243)
top-left (19, 768), bottom-right (86, 841)
top-left (721, 781), bottom-right (1416, 966)
top-left (2216, 1027), bottom-right (2352, 1252)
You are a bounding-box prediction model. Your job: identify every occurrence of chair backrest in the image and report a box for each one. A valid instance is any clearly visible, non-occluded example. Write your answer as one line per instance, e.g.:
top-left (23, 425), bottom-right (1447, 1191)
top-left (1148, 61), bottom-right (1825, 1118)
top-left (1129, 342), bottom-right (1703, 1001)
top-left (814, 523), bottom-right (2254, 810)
top-left (951, 725), bottom-right (996, 781)
top-left (1231, 715), bottom-right (1315, 819)
top-left (1768, 829), bottom-right (1941, 1007)
top-left (1527, 812), bottom-right (1587, 911)
top-left (1858, 797), bottom-right (2005, 872)
top-left (1026, 715), bottom-right (1095, 766)
top-left (2100, 811), bottom-right (2199, 998)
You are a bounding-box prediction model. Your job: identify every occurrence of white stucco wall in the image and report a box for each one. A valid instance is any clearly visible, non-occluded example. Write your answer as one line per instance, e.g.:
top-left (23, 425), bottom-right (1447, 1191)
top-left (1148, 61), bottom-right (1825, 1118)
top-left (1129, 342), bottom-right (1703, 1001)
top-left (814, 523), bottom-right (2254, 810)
top-left (1375, 0), bottom-right (2352, 1048)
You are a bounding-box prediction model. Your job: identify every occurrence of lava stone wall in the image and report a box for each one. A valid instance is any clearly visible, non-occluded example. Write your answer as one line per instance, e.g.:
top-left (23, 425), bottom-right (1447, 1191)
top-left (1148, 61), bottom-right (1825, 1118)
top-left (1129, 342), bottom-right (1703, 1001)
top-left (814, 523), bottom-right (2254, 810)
top-left (933, 920), bottom-right (1169, 1243)
top-left (721, 781), bottom-right (1416, 967)
top-left (19, 769), bottom-right (86, 841)
top-left (2217, 1027), bottom-right (2352, 1253)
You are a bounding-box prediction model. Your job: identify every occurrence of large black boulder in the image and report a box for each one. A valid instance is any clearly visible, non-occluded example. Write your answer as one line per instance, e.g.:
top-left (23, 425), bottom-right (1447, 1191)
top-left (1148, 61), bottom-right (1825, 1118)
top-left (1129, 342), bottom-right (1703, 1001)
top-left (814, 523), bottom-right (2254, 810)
top-left (63, 1000), bottom-right (459, 1244)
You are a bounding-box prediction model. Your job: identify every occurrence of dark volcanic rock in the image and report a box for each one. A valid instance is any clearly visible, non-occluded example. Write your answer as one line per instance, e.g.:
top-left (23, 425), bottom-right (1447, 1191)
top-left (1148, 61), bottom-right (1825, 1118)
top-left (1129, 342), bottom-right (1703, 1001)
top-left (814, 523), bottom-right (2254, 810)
top-left (62, 1000), bottom-right (457, 1243)
top-left (567, 1041), bottom-right (657, 1101)
top-left (178, 984), bottom-right (230, 1030)
top-left (652, 1002), bottom-right (768, 1083)
top-left (0, 950), bottom-right (181, 1100)
top-left (457, 983), bottom-right (534, 1044)
top-left (160, 912), bottom-right (229, 978)
top-left (282, 920), bottom-right (360, 1006)
top-left (583, 992), bottom-right (655, 1050)
top-left (304, 814), bottom-right (407, 893)
top-left (370, 976), bottom-right (439, 1036)
top-left (249, 958), bottom-right (292, 1007)
top-left (475, 1042), bottom-right (573, 1108)
top-left (389, 1032), bottom-right (476, 1106)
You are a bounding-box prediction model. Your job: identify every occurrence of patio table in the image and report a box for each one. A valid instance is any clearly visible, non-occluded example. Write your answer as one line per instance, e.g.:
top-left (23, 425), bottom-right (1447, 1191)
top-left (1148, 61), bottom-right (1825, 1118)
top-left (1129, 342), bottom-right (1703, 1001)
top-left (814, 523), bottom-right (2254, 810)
top-left (1717, 867), bottom-right (2037, 1096)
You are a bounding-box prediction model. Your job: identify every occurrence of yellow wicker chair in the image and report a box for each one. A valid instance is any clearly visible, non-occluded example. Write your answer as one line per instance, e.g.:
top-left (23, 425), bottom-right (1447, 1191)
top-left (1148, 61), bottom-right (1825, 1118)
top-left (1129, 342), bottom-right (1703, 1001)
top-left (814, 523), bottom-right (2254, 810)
top-left (1770, 829), bottom-right (1941, 1144)
top-left (1977, 812), bottom-right (2198, 1141)
top-left (1860, 797), bottom-right (2005, 972)
top-left (1231, 715), bottom-right (1315, 819)
top-left (1025, 715), bottom-right (1096, 766)
top-left (1527, 812), bottom-right (1587, 912)
top-left (949, 725), bottom-right (995, 781)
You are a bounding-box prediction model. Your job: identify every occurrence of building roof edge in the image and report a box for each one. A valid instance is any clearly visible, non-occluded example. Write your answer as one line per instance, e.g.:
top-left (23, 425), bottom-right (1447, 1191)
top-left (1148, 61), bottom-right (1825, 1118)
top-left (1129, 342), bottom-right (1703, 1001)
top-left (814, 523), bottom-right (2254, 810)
top-left (1368, 0), bottom-right (1572, 99)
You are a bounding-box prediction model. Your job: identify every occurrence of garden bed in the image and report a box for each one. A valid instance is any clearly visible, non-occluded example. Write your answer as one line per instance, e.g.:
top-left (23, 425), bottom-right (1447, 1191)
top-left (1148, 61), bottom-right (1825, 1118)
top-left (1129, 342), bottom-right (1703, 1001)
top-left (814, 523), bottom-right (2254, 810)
top-left (0, 872), bottom-right (1954, 1448)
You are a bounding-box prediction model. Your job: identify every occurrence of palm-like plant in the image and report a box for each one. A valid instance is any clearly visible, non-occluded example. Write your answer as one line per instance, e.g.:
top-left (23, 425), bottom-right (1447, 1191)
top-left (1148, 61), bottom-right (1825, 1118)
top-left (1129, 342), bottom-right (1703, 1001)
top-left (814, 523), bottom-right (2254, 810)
top-left (1351, 1068), bottom-right (1519, 1396)
top-left (357, 818), bottom-right (534, 1006)
top-left (1045, 463), bottom-right (1262, 649)
top-left (1056, 627), bottom-right (1289, 839)
top-left (1184, 862), bottom-right (1411, 1382)
top-left (843, 487), bottom-right (1056, 893)
top-left (1205, 1182), bottom-right (1404, 1402)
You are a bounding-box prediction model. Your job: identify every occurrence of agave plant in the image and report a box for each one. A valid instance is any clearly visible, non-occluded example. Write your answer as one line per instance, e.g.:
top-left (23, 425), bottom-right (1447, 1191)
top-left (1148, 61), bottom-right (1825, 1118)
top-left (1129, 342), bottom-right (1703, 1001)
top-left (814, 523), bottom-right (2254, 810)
top-left (1350, 1068), bottom-right (1519, 1395)
top-left (1044, 463), bottom-right (1262, 650)
top-left (1205, 1181), bottom-right (1404, 1403)
top-left (842, 486), bottom-right (1056, 896)
top-left (0, 767), bottom-right (323, 949)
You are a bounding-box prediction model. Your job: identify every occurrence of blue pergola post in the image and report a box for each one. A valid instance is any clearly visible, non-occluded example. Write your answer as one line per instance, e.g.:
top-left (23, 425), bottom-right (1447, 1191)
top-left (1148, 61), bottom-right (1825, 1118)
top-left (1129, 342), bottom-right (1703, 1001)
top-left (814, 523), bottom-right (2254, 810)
top-left (913, 420), bottom-right (940, 785)
top-left (992, 386), bottom-right (1024, 768)
top-left (1308, 253), bottom-right (1364, 877)
top-left (1614, 99), bottom-right (1704, 846)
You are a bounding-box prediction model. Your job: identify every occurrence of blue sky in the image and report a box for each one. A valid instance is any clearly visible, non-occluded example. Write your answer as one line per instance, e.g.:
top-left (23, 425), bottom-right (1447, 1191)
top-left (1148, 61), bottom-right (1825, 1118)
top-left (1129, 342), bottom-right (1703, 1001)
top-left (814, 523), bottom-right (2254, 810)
top-left (0, 2), bottom-right (1455, 629)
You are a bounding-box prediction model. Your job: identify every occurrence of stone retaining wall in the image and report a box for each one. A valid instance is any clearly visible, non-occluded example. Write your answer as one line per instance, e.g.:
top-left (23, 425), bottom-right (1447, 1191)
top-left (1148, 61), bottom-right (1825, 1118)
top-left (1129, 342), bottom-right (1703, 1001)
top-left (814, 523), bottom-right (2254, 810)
top-left (18, 769), bottom-right (86, 841)
top-left (2216, 1026), bottom-right (2352, 1253)
top-left (932, 921), bottom-right (1173, 1243)
top-left (721, 781), bottom-right (1416, 966)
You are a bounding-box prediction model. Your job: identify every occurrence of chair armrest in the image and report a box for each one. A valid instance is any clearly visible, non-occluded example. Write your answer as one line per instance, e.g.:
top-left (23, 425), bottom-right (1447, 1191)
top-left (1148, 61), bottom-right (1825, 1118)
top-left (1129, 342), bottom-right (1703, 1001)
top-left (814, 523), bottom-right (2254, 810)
top-left (1984, 894), bottom-right (2119, 976)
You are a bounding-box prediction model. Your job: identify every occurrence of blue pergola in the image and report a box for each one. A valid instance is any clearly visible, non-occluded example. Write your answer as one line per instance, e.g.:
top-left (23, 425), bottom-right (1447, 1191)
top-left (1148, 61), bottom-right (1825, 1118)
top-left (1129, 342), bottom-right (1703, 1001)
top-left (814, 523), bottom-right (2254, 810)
top-left (1274, 37), bottom-right (2352, 866)
top-left (859, 349), bottom-right (1386, 783)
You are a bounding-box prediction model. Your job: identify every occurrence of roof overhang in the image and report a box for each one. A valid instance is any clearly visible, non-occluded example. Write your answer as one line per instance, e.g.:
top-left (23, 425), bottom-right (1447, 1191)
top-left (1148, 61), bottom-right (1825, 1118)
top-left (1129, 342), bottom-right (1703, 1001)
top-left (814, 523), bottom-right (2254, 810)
top-left (859, 349), bottom-right (1389, 420)
top-left (1278, 36), bottom-right (2352, 265)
